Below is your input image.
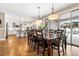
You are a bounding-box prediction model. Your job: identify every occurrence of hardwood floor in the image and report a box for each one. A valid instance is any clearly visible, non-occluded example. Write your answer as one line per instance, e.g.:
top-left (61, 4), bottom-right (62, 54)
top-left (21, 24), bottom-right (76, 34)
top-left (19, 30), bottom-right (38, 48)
top-left (0, 35), bottom-right (79, 56)
top-left (0, 36), bottom-right (37, 56)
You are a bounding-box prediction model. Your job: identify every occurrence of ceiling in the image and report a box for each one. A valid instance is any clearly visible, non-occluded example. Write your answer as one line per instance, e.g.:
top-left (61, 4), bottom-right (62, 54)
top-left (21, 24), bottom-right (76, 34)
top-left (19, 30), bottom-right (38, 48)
top-left (0, 3), bottom-right (74, 19)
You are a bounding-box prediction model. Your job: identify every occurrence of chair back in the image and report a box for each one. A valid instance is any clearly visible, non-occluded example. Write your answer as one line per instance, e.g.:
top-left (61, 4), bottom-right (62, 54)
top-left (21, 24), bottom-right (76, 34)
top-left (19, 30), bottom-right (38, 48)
top-left (49, 29), bottom-right (54, 39)
top-left (36, 30), bottom-right (43, 39)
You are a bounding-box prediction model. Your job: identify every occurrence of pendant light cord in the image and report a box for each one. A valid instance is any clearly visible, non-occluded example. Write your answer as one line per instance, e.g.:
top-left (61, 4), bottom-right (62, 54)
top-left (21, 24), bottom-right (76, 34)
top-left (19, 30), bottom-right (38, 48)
top-left (38, 7), bottom-right (40, 19)
top-left (52, 3), bottom-right (54, 14)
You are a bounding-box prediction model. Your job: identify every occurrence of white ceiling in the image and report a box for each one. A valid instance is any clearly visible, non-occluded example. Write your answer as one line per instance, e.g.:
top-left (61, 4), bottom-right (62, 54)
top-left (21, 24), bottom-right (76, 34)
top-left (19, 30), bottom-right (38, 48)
top-left (0, 3), bottom-right (74, 19)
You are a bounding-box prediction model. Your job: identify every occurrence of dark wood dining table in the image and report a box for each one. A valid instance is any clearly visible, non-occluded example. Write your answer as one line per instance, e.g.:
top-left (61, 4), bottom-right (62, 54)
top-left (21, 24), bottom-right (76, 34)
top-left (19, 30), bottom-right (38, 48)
top-left (47, 39), bottom-right (52, 56)
top-left (44, 34), bottom-right (60, 56)
top-left (43, 34), bottom-right (52, 56)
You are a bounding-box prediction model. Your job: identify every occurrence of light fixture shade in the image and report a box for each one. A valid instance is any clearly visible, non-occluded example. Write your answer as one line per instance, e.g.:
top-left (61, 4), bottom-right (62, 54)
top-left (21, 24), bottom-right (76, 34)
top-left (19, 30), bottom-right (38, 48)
top-left (48, 13), bottom-right (59, 20)
top-left (33, 20), bottom-right (42, 26)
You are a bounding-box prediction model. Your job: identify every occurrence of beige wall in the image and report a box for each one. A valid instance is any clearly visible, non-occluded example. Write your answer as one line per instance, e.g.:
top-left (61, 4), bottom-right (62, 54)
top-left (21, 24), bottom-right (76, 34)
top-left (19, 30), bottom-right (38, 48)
top-left (0, 12), bottom-right (5, 39)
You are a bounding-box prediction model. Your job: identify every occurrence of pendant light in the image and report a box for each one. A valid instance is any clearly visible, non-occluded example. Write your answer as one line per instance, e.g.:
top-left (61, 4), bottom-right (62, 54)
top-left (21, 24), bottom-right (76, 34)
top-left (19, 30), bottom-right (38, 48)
top-left (48, 3), bottom-right (58, 20)
top-left (34, 6), bottom-right (42, 26)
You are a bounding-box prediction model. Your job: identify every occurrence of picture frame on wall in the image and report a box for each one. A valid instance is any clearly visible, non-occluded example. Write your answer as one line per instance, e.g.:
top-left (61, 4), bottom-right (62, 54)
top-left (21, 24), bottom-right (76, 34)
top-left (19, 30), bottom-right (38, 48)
top-left (0, 19), bottom-right (1, 24)
top-left (0, 18), bottom-right (3, 27)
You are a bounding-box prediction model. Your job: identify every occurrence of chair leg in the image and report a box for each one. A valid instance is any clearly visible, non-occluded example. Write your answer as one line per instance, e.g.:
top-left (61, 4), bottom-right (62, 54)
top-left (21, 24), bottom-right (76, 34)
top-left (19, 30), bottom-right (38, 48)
top-left (51, 47), bottom-right (53, 55)
top-left (33, 43), bottom-right (36, 51)
top-left (62, 43), bottom-right (64, 55)
top-left (30, 40), bottom-right (32, 48)
top-left (58, 47), bottom-right (60, 56)
top-left (65, 41), bottom-right (67, 52)
top-left (37, 43), bottom-right (39, 55)
top-left (30, 40), bottom-right (34, 49)
top-left (43, 47), bottom-right (45, 56)
top-left (28, 37), bottom-right (29, 44)
top-left (64, 38), bottom-right (67, 52)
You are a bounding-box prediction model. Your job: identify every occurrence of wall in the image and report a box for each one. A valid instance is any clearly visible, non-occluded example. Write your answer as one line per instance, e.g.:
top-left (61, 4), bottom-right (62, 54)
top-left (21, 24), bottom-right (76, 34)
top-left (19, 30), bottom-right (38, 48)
top-left (50, 20), bottom-right (58, 30)
top-left (0, 12), bottom-right (5, 40)
top-left (5, 13), bottom-right (21, 35)
top-left (42, 18), bottom-right (58, 30)
top-left (5, 13), bottom-right (33, 35)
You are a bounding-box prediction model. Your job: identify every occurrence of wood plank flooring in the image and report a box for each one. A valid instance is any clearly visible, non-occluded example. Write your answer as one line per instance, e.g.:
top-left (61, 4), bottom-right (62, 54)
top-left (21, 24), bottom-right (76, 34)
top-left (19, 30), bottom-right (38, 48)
top-left (0, 36), bottom-right (37, 56)
top-left (0, 35), bottom-right (79, 56)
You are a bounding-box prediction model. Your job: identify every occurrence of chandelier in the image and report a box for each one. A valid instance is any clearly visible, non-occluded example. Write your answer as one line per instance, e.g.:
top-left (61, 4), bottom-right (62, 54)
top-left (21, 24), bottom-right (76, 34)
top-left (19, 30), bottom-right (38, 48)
top-left (33, 6), bottom-right (42, 26)
top-left (48, 4), bottom-right (58, 20)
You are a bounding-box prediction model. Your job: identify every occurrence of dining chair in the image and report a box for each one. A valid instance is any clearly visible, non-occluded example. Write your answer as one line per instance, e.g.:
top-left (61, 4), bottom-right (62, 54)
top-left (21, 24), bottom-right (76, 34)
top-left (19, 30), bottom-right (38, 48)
top-left (36, 29), bottom-right (48, 56)
top-left (31, 29), bottom-right (39, 51)
top-left (57, 29), bottom-right (67, 52)
top-left (50, 29), bottom-right (66, 56)
top-left (27, 30), bottom-right (33, 45)
top-left (27, 29), bottom-right (37, 50)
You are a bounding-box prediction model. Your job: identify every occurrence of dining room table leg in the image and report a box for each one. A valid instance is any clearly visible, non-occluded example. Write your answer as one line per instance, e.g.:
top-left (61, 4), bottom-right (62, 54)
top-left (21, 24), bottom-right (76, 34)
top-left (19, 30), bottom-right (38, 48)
top-left (47, 40), bottom-right (52, 56)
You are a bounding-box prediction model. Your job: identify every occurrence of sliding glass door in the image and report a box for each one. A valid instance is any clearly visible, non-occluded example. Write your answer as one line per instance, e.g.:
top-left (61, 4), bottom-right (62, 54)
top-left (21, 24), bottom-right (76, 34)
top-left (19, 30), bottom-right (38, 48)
top-left (71, 19), bottom-right (79, 46)
top-left (59, 9), bottom-right (79, 46)
top-left (71, 10), bottom-right (79, 46)
top-left (59, 12), bottom-right (71, 44)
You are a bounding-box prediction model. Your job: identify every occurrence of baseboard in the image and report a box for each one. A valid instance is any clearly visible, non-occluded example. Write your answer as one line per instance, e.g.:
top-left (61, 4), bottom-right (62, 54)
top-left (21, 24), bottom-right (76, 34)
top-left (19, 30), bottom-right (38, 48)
top-left (67, 43), bottom-right (79, 47)
top-left (8, 34), bottom-right (16, 36)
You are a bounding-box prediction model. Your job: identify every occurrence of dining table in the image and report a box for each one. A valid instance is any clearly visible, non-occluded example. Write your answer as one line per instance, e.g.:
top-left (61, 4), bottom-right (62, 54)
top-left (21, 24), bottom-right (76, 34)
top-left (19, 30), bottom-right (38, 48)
top-left (43, 32), bottom-right (59, 56)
